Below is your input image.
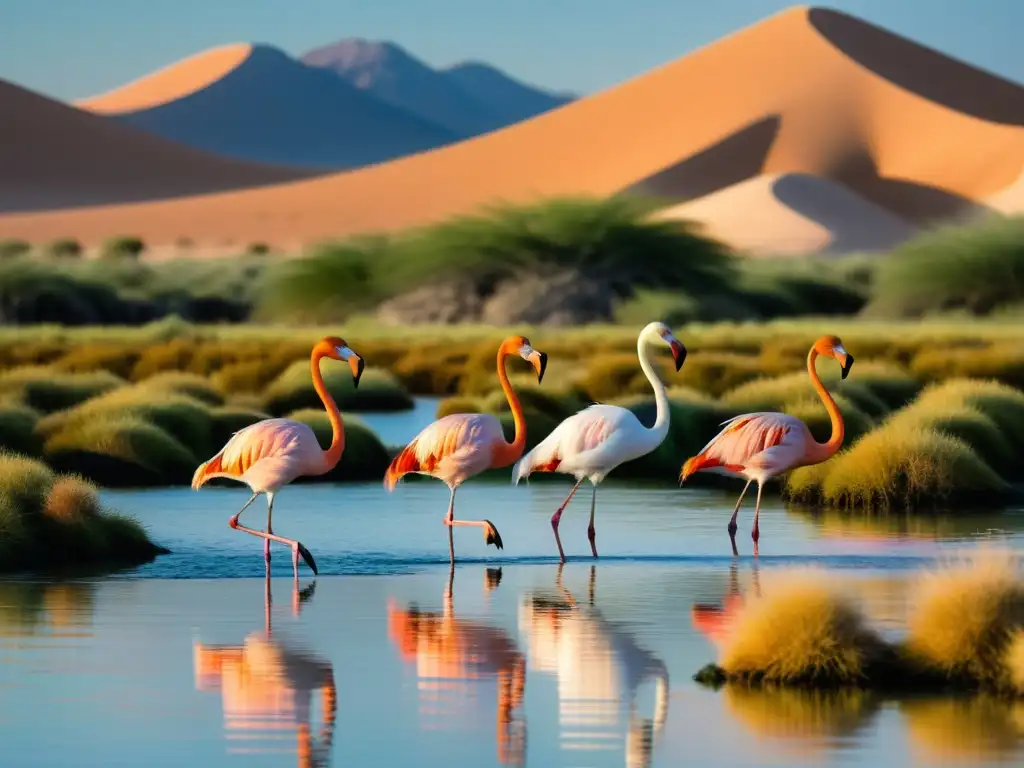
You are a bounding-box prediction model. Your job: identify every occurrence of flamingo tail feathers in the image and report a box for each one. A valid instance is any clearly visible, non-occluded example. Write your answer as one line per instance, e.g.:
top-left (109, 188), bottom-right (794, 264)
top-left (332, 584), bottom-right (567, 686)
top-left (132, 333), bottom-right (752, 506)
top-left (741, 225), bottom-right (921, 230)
top-left (384, 441), bottom-right (421, 491)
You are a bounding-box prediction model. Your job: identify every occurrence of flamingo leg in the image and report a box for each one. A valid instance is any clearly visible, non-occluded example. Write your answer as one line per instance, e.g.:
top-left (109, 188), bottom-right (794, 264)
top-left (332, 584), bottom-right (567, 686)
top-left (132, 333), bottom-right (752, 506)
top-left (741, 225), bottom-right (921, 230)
top-left (551, 477), bottom-right (584, 563)
top-left (752, 480), bottom-right (764, 557)
top-left (230, 496), bottom-right (318, 578)
top-left (443, 486), bottom-right (504, 565)
top-left (727, 478), bottom-right (753, 556)
top-left (264, 491), bottom-right (275, 564)
top-left (587, 485), bottom-right (598, 558)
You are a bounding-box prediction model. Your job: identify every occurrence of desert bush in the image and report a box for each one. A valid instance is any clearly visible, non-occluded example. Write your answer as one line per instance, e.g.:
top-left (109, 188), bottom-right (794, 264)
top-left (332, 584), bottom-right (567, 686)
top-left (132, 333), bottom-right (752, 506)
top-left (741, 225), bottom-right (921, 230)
top-left (718, 568), bottom-right (886, 685)
top-left (247, 242), bottom-right (271, 255)
top-left (210, 356), bottom-right (300, 395)
top-left (0, 452), bottom-right (166, 571)
top-left (0, 367), bottom-right (124, 413)
top-left (45, 238), bottom-right (82, 258)
top-left (264, 361), bottom-right (413, 415)
top-left (0, 239), bottom-right (31, 259)
top-left (52, 344), bottom-right (140, 378)
top-left (101, 236), bottom-right (146, 260)
top-left (904, 550), bottom-right (1024, 689)
top-left (911, 379), bottom-right (1024, 459)
top-left (285, 409), bottom-right (390, 481)
top-left (1007, 631), bottom-right (1024, 694)
top-left (132, 371), bottom-right (224, 406)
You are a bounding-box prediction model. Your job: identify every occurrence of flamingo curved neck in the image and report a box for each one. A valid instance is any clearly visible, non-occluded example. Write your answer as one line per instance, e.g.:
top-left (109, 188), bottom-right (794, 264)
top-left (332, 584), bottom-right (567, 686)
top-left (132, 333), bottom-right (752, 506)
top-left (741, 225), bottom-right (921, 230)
top-left (807, 348), bottom-right (845, 462)
top-left (492, 347), bottom-right (527, 467)
top-left (638, 333), bottom-right (671, 446)
top-left (311, 349), bottom-right (345, 470)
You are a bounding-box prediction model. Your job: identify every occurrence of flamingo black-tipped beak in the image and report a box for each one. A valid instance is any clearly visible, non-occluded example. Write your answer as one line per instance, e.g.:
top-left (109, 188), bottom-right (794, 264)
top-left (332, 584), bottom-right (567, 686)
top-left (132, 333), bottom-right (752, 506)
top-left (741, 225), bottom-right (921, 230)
top-left (529, 350), bottom-right (547, 384)
top-left (670, 340), bottom-right (687, 372)
top-left (350, 355), bottom-right (365, 389)
top-left (841, 353), bottom-right (855, 380)
top-left (484, 520), bottom-right (504, 550)
top-left (297, 543), bottom-right (318, 575)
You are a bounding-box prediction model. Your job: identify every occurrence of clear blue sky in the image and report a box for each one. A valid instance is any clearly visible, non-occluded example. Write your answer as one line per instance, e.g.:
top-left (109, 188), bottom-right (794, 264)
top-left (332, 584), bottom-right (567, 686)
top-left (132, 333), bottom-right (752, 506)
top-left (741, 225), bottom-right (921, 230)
top-left (0, 0), bottom-right (1017, 101)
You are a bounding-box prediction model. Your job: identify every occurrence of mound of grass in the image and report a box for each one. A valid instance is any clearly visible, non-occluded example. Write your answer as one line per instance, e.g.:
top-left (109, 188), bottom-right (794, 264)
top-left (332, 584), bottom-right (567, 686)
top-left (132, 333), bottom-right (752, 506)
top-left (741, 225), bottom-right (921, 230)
top-left (0, 403), bottom-right (42, 457)
top-left (905, 550), bottom-right (1024, 690)
top-left (285, 409), bottom-right (390, 481)
top-left (912, 378), bottom-right (1024, 458)
top-left (910, 343), bottom-right (1024, 390)
top-left (435, 396), bottom-right (482, 419)
top-left (208, 405), bottom-right (268, 451)
top-left (132, 371), bottom-right (224, 406)
top-left (264, 360), bottom-right (413, 415)
top-left (0, 452), bottom-right (167, 572)
top-left (42, 416), bottom-right (198, 487)
top-left (716, 569), bottom-right (887, 686)
top-left (1008, 631), bottom-right (1024, 694)
top-left (785, 424), bottom-right (1010, 511)
top-left (0, 367), bottom-right (124, 413)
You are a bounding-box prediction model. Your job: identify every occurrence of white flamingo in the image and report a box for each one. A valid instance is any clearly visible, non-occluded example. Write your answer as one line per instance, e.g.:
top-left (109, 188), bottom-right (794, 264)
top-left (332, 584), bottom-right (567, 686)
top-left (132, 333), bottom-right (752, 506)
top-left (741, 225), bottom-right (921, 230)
top-left (518, 566), bottom-right (669, 768)
top-left (512, 322), bottom-right (686, 561)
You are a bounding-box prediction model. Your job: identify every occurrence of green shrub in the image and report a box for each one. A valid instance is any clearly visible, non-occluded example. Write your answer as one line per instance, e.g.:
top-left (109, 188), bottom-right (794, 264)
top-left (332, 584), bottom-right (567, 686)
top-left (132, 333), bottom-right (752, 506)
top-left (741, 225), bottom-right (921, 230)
top-left (101, 236), bottom-right (146, 260)
top-left (0, 403), bottom-right (42, 457)
top-left (45, 238), bottom-right (82, 258)
top-left (0, 239), bottom-right (31, 259)
top-left (133, 371), bottom-right (224, 406)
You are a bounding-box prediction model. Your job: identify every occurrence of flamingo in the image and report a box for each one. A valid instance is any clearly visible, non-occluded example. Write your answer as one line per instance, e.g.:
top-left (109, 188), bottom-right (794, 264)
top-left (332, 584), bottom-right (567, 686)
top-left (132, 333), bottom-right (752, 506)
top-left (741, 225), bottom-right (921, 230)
top-left (192, 335), bottom-right (365, 577)
top-left (384, 335), bottom-right (548, 565)
top-left (511, 321), bottom-right (686, 562)
top-left (193, 575), bottom-right (337, 768)
top-left (679, 334), bottom-right (855, 556)
top-left (387, 566), bottom-right (527, 766)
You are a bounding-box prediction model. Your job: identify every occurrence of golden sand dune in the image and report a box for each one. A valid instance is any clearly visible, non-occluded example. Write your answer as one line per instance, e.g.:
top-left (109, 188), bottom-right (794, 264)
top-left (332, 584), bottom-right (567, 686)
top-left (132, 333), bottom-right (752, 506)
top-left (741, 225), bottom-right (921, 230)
top-left (658, 174), bottom-right (920, 256)
top-left (0, 78), bottom-right (316, 214)
top-left (2, 6), bottom-right (1023, 252)
top-left (74, 43), bottom-right (458, 169)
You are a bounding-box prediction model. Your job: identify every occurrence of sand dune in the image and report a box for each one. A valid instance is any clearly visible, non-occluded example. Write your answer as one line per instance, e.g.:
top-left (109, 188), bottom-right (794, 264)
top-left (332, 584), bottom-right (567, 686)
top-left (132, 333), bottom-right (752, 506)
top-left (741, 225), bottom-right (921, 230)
top-left (3, 6), bottom-right (1023, 253)
top-left (0, 78), bottom-right (316, 214)
top-left (75, 43), bottom-right (458, 169)
top-left (658, 173), bottom-right (920, 255)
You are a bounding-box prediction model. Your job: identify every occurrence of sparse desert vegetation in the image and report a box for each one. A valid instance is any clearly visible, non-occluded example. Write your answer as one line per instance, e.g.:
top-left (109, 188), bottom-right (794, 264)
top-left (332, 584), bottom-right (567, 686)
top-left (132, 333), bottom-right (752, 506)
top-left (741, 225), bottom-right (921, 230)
top-left (694, 550), bottom-right (1024, 697)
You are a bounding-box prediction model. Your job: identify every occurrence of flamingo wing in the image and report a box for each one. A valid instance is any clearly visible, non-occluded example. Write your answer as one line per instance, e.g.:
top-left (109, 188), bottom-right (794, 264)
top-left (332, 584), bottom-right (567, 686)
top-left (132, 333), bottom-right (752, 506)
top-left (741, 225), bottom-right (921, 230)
top-left (385, 412), bottom-right (505, 489)
top-left (513, 404), bottom-right (646, 483)
top-left (192, 418), bottom-right (326, 491)
top-left (681, 411), bottom-right (810, 481)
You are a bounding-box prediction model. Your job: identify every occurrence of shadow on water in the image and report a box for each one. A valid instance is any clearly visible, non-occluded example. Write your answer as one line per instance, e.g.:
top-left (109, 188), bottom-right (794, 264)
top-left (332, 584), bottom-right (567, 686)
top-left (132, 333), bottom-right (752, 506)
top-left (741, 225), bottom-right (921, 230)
top-left (387, 565), bottom-right (528, 766)
top-left (519, 565), bottom-right (670, 768)
top-left (192, 574), bottom-right (337, 768)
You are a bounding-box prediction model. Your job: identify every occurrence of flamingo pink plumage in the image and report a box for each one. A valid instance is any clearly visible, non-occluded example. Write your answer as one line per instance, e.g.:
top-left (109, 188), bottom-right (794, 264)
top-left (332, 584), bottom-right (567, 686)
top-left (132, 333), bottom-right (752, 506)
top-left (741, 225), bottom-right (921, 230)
top-left (384, 335), bottom-right (548, 564)
top-left (679, 334), bottom-right (855, 556)
top-left (192, 335), bottom-right (365, 577)
top-left (512, 322), bottom-right (687, 562)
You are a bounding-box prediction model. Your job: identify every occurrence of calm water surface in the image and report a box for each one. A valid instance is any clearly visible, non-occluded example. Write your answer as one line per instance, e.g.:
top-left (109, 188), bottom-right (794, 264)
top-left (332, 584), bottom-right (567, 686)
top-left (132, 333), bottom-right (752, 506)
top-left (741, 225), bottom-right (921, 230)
top-left (2, 401), bottom-right (1024, 767)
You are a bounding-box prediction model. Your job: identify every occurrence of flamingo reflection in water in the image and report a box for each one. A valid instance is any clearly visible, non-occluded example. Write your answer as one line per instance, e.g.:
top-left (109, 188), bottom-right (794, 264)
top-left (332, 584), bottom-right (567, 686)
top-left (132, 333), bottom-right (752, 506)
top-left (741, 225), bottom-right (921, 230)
top-left (690, 562), bottom-right (761, 650)
top-left (518, 566), bottom-right (670, 768)
top-left (193, 576), bottom-right (337, 768)
top-left (387, 567), bottom-right (527, 766)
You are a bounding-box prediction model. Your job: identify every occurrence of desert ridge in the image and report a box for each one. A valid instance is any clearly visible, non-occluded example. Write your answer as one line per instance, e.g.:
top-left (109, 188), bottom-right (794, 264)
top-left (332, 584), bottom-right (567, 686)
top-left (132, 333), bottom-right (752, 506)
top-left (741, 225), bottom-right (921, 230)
top-left (1, 6), bottom-right (1023, 255)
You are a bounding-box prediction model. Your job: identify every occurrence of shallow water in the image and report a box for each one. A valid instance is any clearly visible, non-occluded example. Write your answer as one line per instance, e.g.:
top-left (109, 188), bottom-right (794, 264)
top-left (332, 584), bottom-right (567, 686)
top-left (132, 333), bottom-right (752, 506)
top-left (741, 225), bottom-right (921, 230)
top-left (1, 481), bottom-right (1023, 767)
top-left (4, 399), bottom-right (1024, 766)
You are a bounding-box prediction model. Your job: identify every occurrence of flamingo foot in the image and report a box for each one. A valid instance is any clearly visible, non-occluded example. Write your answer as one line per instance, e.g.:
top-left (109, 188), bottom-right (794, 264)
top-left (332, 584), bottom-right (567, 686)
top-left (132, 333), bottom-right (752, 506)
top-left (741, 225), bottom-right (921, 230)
top-left (588, 525), bottom-right (598, 558)
top-left (482, 520), bottom-right (504, 550)
top-left (292, 542), bottom-right (318, 576)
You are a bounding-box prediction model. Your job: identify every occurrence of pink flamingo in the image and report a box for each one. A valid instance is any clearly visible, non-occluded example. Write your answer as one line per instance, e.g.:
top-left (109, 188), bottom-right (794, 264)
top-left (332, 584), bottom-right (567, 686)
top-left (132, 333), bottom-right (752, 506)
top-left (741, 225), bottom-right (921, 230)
top-left (512, 322), bottom-right (687, 562)
top-left (679, 334), bottom-right (854, 556)
top-left (384, 335), bottom-right (547, 565)
top-left (192, 335), bottom-right (365, 577)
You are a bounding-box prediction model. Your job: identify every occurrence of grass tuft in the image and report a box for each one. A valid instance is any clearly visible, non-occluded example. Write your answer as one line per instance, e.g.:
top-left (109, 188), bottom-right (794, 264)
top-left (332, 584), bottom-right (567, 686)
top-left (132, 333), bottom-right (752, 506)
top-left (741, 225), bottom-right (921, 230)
top-left (264, 360), bottom-right (413, 415)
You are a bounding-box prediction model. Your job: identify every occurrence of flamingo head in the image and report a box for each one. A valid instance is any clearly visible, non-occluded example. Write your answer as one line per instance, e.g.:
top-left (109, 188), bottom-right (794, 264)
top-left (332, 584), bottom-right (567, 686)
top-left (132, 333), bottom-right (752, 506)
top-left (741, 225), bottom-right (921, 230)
top-left (318, 336), bottom-right (365, 388)
top-left (506, 335), bottom-right (548, 383)
top-left (814, 335), bottom-right (855, 379)
top-left (649, 322), bottom-right (687, 371)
